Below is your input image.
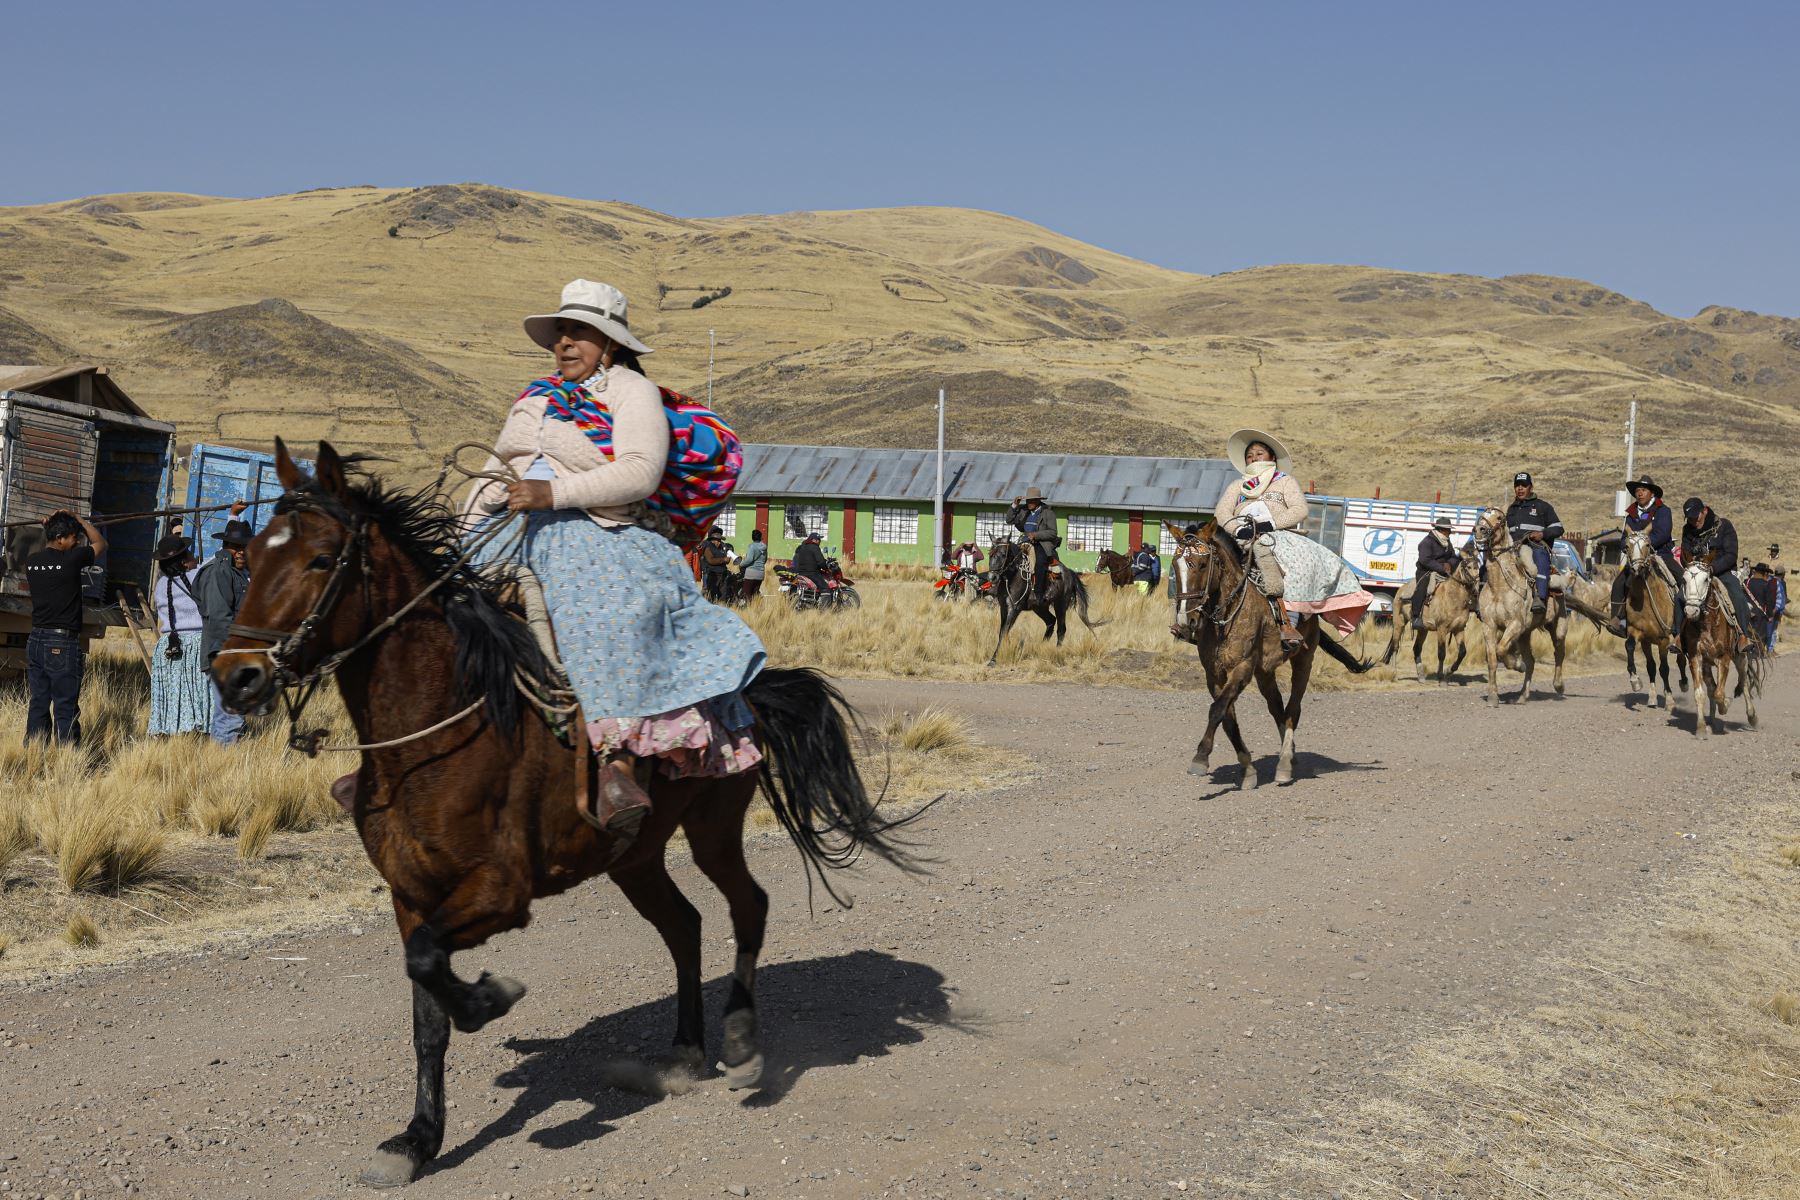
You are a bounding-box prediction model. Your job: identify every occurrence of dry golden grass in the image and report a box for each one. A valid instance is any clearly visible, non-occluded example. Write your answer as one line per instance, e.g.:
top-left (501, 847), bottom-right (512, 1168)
top-left (62, 912), bottom-right (99, 949)
top-left (741, 579), bottom-right (1624, 692)
top-left (1250, 812), bottom-right (1800, 1199)
top-left (1778, 842), bottom-right (1800, 867)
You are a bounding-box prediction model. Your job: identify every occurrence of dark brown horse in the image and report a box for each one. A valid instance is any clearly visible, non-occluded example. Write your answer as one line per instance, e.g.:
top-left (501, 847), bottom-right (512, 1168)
top-left (212, 442), bottom-right (916, 1188)
top-left (1167, 522), bottom-right (1371, 788)
top-left (1094, 549), bottom-right (1134, 588)
top-left (984, 536), bottom-right (1106, 667)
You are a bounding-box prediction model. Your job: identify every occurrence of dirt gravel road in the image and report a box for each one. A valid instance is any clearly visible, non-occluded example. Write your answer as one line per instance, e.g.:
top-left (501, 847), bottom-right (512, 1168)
top-left (1, 666), bottom-right (1790, 1199)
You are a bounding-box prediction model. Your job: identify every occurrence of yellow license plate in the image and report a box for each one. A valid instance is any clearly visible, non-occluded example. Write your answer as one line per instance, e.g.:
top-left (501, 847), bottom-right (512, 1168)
top-left (1369, 560), bottom-right (1397, 571)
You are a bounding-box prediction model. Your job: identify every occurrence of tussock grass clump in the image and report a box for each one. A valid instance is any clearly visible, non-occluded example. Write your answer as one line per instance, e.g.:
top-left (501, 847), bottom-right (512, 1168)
top-left (886, 707), bottom-right (974, 755)
top-left (1762, 992), bottom-right (1800, 1025)
top-left (1777, 843), bottom-right (1800, 867)
top-left (62, 912), bottom-right (99, 949)
top-left (55, 805), bottom-right (168, 893)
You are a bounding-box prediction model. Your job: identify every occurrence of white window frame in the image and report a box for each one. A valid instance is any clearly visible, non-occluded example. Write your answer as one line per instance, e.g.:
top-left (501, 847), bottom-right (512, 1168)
top-left (785, 503), bottom-right (829, 539)
top-left (1065, 514), bottom-right (1112, 553)
top-left (871, 506), bottom-right (918, 545)
top-left (712, 506), bottom-right (737, 538)
top-left (974, 511), bottom-right (1013, 544)
top-left (1159, 523), bottom-right (1182, 557)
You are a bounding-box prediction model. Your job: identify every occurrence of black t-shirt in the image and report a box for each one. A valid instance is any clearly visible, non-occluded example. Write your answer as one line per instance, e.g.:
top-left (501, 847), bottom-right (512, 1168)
top-left (25, 544), bottom-right (95, 632)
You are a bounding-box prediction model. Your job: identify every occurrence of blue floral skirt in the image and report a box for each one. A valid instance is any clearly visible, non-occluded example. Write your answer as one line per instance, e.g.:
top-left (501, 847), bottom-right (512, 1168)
top-left (148, 631), bottom-right (211, 736)
top-left (521, 511), bottom-right (766, 724)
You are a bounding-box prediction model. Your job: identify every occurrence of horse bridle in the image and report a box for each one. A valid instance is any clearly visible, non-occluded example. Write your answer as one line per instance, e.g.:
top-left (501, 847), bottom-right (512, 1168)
top-left (1174, 534), bottom-right (1250, 629)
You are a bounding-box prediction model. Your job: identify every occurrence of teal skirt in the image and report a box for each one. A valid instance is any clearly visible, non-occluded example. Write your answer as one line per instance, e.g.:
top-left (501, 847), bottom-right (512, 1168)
top-left (148, 631), bottom-right (211, 736)
top-left (522, 511), bottom-right (765, 721)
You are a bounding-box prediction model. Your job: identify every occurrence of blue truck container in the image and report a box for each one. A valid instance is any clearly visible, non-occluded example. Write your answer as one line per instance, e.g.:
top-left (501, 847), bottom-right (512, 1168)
top-left (184, 443), bottom-right (313, 547)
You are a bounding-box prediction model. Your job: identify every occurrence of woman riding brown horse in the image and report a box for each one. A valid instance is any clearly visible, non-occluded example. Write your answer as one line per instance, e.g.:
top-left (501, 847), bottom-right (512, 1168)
top-left (212, 442), bottom-right (916, 1188)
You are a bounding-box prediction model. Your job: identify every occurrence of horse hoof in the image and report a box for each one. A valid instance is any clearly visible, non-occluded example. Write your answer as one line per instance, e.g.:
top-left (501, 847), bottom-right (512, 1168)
top-left (1238, 772), bottom-right (1257, 791)
top-left (453, 973), bottom-right (528, 1033)
top-left (1187, 760), bottom-right (1210, 778)
top-left (360, 1144), bottom-right (423, 1190)
top-left (722, 1050), bottom-right (766, 1091)
top-left (1274, 767), bottom-right (1293, 785)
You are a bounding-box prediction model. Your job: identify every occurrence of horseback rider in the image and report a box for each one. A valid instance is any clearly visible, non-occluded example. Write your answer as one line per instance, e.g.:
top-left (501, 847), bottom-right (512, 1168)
top-left (1503, 471), bottom-right (1563, 614)
top-left (1005, 487), bottom-right (1061, 601)
top-left (791, 529), bottom-right (831, 593)
top-left (1408, 515), bottom-right (1461, 630)
top-left (1215, 429), bottom-right (1307, 650)
top-left (1609, 474), bottom-right (1679, 635)
top-left (1680, 497), bottom-right (1758, 652)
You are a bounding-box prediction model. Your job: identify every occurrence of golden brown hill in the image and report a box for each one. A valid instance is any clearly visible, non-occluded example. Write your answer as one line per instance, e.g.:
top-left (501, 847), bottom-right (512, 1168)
top-left (0, 183), bottom-right (1793, 547)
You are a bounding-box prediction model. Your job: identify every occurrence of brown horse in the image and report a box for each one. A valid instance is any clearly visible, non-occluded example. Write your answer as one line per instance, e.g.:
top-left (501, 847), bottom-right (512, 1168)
top-left (1470, 506), bottom-right (1569, 705)
top-left (1616, 528), bottom-right (1684, 708)
top-left (1167, 522), bottom-right (1370, 788)
top-left (984, 536), bottom-right (1105, 667)
top-left (1094, 549), bottom-right (1134, 588)
top-left (1678, 556), bottom-right (1765, 736)
top-left (1382, 550), bottom-right (1480, 684)
top-left (211, 442), bottom-right (917, 1188)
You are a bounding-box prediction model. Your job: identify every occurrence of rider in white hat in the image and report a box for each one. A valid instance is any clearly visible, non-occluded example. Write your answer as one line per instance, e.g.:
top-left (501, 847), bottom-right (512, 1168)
top-left (1216, 429), bottom-right (1306, 649)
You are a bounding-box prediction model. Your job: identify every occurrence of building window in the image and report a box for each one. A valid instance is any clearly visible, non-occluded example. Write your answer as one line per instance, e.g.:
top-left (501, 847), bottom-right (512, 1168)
top-left (712, 507), bottom-right (737, 538)
top-left (1159, 523), bottom-right (1183, 557)
top-left (871, 506), bottom-right (918, 545)
top-left (784, 503), bottom-right (829, 540)
top-left (974, 511), bottom-right (1013, 544)
top-left (1065, 514), bottom-right (1112, 552)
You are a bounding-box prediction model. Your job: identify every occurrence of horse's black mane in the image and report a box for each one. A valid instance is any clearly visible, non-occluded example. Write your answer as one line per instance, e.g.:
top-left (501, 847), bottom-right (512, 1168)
top-left (289, 465), bottom-right (552, 735)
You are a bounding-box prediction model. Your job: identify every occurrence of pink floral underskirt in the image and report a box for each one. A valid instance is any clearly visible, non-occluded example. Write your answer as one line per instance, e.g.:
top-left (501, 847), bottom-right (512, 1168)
top-left (588, 698), bottom-right (763, 780)
top-left (1286, 589), bottom-right (1376, 638)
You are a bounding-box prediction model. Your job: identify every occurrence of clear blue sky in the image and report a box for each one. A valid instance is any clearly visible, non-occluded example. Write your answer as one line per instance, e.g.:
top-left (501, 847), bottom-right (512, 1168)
top-left (5, 0), bottom-right (1795, 317)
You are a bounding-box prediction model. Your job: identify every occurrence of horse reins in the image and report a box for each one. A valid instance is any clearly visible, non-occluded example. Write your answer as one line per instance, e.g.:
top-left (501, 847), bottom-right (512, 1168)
top-left (1174, 536), bottom-right (1252, 630)
top-left (213, 453), bottom-right (552, 756)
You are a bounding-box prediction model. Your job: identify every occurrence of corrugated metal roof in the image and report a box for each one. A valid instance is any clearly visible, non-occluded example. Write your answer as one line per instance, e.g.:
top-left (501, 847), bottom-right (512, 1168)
top-left (739, 444), bottom-right (1236, 512)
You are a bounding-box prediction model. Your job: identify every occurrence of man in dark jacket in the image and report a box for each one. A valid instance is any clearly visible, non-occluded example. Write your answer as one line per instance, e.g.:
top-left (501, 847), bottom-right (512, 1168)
top-left (1408, 515), bottom-right (1461, 630)
top-left (1130, 543), bottom-right (1160, 590)
top-left (1609, 475), bottom-right (1678, 633)
top-left (1680, 497), bottom-right (1757, 649)
top-left (1504, 471), bottom-right (1563, 614)
top-left (1005, 487), bottom-right (1061, 600)
top-left (791, 530), bottom-right (831, 594)
top-left (196, 509), bottom-right (251, 746)
top-left (1747, 563), bottom-right (1779, 646)
top-left (699, 527), bottom-right (732, 601)
top-left (24, 509), bottom-right (107, 744)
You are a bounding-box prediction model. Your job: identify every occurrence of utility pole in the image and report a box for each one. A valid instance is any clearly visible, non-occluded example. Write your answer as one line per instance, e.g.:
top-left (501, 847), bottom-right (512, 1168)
top-left (708, 328), bottom-right (715, 406)
top-left (934, 389), bottom-right (946, 560)
top-left (1617, 399), bottom-right (1638, 517)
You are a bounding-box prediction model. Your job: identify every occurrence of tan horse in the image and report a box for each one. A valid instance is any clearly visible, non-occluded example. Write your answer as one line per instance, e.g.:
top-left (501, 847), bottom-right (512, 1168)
top-left (1678, 557), bottom-right (1764, 736)
top-left (1167, 522), bottom-right (1370, 788)
top-left (1616, 528), bottom-right (1683, 708)
top-left (1470, 506), bottom-right (1569, 705)
top-left (1382, 550), bottom-right (1479, 684)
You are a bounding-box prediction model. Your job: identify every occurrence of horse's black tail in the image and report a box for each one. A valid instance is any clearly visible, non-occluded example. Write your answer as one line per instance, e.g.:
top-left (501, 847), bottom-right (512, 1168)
top-left (1318, 632), bottom-right (1375, 674)
top-left (1070, 573), bottom-right (1109, 630)
top-left (744, 667), bottom-right (929, 908)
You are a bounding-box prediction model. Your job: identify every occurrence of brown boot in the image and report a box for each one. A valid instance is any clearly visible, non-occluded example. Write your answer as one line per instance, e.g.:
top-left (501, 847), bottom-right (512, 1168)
top-left (1276, 599), bottom-right (1305, 651)
top-left (582, 753), bottom-right (652, 864)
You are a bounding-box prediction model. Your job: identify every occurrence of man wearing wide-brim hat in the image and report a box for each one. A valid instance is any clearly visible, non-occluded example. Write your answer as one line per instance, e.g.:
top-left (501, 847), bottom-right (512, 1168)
top-left (1005, 485), bottom-right (1062, 601)
top-left (1406, 514), bottom-right (1463, 631)
top-left (1610, 474), bottom-right (1678, 634)
top-left (195, 501), bottom-right (252, 746)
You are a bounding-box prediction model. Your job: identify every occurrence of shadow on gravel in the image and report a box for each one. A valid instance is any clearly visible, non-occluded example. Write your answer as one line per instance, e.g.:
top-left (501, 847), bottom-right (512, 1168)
top-left (1194, 753), bottom-right (1383, 800)
top-left (427, 950), bottom-right (957, 1174)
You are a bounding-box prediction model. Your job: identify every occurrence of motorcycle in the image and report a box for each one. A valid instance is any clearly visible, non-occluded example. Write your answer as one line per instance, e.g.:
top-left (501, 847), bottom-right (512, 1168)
top-left (934, 565), bottom-right (994, 603)
top-left (776, 552), bottom-right (861, 611)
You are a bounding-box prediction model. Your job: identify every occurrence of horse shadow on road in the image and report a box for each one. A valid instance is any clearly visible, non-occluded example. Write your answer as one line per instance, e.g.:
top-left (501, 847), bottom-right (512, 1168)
top-left (426, 950), bottom-right (963, 1176)
top-left (1195, 751), bottom-right (1383, 800)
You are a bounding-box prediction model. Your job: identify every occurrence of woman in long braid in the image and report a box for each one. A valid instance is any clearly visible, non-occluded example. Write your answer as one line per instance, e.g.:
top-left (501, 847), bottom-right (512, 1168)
top-left (147, 531), bottom-right (211, 736)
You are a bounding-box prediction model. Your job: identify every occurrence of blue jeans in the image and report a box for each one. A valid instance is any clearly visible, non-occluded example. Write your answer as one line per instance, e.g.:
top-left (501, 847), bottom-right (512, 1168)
top-left (26, 630), bottom-right (84, 744)
top-left (210, 678), bottom-right (245, 746)
top-left (1527, 542), bottom-right (1551, 601)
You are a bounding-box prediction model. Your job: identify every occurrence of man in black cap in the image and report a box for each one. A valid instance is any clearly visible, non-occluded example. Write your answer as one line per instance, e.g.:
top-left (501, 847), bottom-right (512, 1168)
top-left (790, 529), bottom-right (831, 596)
top-left (23, 509), bottom-right (106, 744)
top-left (1504, 472), bottom-right (1563, 614)
top-left (1680, 497), bottom-right (1757, 651)
top-left (1609, 475), bottom-right (1679, 634)
top-left (1408, 514), bottom-right (1461, 630)
top-left (196, 502), bottom-right (251, 745)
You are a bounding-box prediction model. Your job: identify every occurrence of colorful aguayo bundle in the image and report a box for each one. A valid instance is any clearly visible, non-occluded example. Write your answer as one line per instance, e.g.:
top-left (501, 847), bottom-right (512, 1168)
top-left (523, 375), bottom-right (742, 546)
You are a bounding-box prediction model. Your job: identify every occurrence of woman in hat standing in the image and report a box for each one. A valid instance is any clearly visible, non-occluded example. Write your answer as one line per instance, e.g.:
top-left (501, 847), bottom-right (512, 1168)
top-left (463, 280), bottom-right (765, 855)
top-left (148, 531), bottom-right (211, 736)
top-left (1214, 429), bottom-right (1372, 648)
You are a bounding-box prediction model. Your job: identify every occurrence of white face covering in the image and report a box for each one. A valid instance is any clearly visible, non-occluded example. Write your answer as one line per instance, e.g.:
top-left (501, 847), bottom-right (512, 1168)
top-left (1239, 462), bottom-right (1280, 499)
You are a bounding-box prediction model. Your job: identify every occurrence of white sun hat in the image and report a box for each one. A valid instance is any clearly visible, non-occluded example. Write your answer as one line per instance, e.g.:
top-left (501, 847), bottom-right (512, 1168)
top-left (523, 278), bottom-right (654, 355)
top-left (1225, 428), bottom-right (1292, 475)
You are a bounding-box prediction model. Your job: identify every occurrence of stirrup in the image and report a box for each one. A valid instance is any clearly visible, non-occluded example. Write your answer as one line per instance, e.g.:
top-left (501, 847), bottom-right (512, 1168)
top-left (579, 753), bottom-right (653, 866)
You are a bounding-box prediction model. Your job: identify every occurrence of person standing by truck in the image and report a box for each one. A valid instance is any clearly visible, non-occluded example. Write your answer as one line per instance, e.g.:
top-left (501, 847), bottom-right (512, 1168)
top-left (148, 532), bottom-right (210, 737)
top-left (24, 509), bottom-right (106, 744)
top-left (196, 503), bottom-right (251, 746)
